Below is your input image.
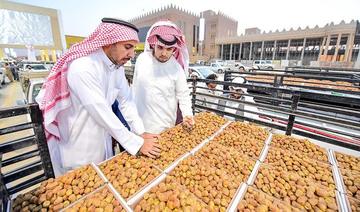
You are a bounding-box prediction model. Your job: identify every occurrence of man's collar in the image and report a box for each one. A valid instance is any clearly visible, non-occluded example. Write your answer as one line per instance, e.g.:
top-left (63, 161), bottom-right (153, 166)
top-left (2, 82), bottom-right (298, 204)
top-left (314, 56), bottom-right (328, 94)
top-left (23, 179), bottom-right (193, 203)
top-left (98, 48), bottom-right (121, 71)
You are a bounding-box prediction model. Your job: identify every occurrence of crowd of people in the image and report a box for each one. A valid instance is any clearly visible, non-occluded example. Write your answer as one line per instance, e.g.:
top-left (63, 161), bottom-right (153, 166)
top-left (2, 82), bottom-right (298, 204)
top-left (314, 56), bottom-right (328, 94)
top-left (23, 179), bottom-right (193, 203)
top-left (2, 62), bottom-right (19, 85)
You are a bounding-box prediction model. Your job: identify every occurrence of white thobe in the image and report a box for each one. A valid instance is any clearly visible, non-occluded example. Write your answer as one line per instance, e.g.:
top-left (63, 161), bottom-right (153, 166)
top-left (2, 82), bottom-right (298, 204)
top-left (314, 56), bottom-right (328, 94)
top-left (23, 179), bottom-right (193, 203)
top-left (197, 85), bottom-right (221, 110)
top-left (48, 49), bottom-right (144, 176)
top-left (132, 52), bottom-right (193, 134)
top-left (224, 96), bottom-right (259, 121)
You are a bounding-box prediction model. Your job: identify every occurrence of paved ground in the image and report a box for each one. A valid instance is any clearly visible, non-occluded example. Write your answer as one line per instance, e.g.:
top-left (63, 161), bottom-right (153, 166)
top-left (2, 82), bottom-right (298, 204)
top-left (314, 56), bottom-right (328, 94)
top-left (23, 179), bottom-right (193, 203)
top-left (0, 80), bottom-right (42, 198)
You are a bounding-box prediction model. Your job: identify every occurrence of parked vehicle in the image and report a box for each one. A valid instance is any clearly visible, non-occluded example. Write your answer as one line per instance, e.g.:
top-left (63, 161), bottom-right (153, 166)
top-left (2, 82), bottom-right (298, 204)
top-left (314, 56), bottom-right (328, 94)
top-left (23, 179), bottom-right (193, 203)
top-left (210, 62), bottom-right (230, 73)
top-left (22, 64), bottom-right (48, 72)
top-left (252, 60), bottom-right (274, 70)
top-left (0, 63), bottom-right (5, 87)
top-left (188, 66), bottom-right (217, 79)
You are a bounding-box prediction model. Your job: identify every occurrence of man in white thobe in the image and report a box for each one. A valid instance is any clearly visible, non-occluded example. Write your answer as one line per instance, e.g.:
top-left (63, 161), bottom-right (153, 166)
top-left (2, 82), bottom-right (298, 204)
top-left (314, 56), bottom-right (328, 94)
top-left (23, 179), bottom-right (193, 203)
top-left (221, 77), bottom-right (259, 121)
top-left (132, 21), bottom-right (194, 134)
top-left (197, 73), bottom-right (221, 110)
top-left (36, 18), bottom-right (160, 176)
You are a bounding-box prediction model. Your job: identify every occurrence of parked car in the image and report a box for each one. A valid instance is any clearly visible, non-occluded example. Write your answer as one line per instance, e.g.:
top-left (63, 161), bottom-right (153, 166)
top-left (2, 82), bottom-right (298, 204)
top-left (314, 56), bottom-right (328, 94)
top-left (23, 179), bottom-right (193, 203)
top-left (17, 78), bottom-right (44, 105)
top-left (188, 66), bottom-right (217, 79)
top-left (252, 60), bottom-right (274, 70)
top-left (210, 63), bottom-right (231, 73)
top-left (19, 64), bottom-right (49, 92)
top-left (234, 62), bottom-right (248, 71)
top-left (0, 63), bottom-right (5, 87)
top-left (22, 64), bottom-right (48, 72)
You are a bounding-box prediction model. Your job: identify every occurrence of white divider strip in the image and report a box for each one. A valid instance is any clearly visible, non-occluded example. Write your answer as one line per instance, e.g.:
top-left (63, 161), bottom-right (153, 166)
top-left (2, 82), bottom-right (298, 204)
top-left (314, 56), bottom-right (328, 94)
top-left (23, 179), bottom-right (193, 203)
top-left (264, 132), bottom-right (273, 146)
top-left (91, 163), bottom-right (109, 183)
top-left (337, 191), bottom-right (350, 212)
top-left (227, 183), bottom-right (248, 212)
top-left (126, 121), bottom-right (231, 208)
top-left (333, 165), bottom-right (346, 194)
top-left (327, 149), bottom-right (336, 165)
top-left (163, 152), bottom-right (191, 174)
top-left (328, 151), bottom-right (347, 194)
top-left (259, 133), bottom-right (272, 162)
top-left (126, 173), bottom-right (167, 207)
top-left (107, 183), bottom-right (133, 212)
top-left (190, 121), bottom-right (232, 155)
top-left (246, 160), bottom-right (261, 186)
top-left (328, 150), bottom-right (349, 211)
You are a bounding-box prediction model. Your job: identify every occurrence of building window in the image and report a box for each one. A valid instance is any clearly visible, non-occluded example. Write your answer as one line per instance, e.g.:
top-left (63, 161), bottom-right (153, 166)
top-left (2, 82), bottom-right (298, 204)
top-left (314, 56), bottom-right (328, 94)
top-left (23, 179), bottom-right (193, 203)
top-left (274, 40), bottom-right (289, 60)
top-left (241, 42), bottom-right (251, 60)
top-left (193, 25), bottom-right (196, 47)
top-left (351, 35), bottom-right (360, 62)
top-left (233, 43), bottom-right (240, 60)
top-left (303, 37), bottom-right (322, 65)
top-left (288, 39), bottom-right (304, 60)
top-left (251, 42), bottom-right (262, 60)
top-left (263, 41), bottom-right (275, 60)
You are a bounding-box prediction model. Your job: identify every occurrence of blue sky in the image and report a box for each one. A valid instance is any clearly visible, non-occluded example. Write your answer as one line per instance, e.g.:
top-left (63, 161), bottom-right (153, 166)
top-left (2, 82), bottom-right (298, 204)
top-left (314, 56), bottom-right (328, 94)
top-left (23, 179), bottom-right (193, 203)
top-left (10, 0), bottom-right (360, 37)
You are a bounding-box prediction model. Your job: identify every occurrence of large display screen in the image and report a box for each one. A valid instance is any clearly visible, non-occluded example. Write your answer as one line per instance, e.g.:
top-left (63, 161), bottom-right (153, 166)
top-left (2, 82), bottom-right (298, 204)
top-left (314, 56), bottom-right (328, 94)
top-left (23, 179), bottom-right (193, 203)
top-left (0, 9), bottom-right (54, 46)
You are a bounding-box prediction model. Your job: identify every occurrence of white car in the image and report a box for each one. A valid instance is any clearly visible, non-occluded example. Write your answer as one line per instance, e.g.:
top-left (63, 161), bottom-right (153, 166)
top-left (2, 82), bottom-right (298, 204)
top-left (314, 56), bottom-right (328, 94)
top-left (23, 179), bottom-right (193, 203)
top-left (253, 60), bottom-right (274, 70)
top-left (210, 63), bottom-right (231, 73)
top-left (22, 64), bottom-right (48, 72)
top-left (234, 62), bottom-right (248, 71)
top-left (17, 78), bottom-right (44, 105)
top-left (188, 66), bottom-right (217, 79)
top-left (0, 63), bottom-right (5, 87)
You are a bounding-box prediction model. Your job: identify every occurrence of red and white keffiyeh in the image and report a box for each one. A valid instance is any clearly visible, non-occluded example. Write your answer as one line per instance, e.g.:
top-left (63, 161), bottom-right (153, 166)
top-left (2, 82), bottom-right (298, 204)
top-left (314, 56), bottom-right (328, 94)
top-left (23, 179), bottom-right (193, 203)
top-left (36, 22), bottom-right (139, 142)
top-left (145, 21), bottom-right (189, 71)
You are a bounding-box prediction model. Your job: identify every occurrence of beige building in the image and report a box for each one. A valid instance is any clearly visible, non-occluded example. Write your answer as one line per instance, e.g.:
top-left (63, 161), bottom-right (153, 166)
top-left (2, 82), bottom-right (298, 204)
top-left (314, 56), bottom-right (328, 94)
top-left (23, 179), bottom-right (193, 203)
top-left (0, 1), bottom-right (64, 61)
top-left (216, 20), bottom-right (360, 67)
top-left (129, 5), bottom-right (199, 59)
top-left (129, 4), bottom-right (237, 62)
top-left (202, 10), bottom-right (237, 60)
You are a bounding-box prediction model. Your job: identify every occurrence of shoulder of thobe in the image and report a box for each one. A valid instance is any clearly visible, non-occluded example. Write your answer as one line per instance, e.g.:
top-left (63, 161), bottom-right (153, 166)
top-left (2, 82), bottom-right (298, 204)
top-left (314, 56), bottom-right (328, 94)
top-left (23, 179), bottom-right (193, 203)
top-left (68, 54), bottom-right (100, 75)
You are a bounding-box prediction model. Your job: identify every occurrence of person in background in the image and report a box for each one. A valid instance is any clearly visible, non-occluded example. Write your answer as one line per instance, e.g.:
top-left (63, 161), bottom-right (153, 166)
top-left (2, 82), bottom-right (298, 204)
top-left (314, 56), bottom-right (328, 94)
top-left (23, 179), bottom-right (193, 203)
top-left (36, 18), bottom-right (160, 176)
top-left (221, 77), bottom-right (259, 121)
top-left (4, 63), bottom-right (14, 82)
top-left (197, 73), bottom-right (221, 109)
top-left (10, 62), bottom-right (18, 81)
top-left (132, 20), bottom-right (194, 134)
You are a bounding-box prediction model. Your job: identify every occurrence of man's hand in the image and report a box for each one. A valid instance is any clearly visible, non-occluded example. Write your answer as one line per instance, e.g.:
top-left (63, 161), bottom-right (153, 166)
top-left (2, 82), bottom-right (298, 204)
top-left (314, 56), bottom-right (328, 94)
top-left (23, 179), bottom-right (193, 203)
top-left (182, 116), bottom-right (195, 130)
top-left (139, 134), bottom-right (161, 158)
top-left (141, 132), bottom-right (161, 139)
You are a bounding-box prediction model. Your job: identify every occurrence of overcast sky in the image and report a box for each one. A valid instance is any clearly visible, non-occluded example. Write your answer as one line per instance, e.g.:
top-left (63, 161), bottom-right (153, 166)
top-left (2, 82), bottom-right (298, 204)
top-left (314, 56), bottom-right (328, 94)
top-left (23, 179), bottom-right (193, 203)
top-left (10, 0), bottom-right (360, 37)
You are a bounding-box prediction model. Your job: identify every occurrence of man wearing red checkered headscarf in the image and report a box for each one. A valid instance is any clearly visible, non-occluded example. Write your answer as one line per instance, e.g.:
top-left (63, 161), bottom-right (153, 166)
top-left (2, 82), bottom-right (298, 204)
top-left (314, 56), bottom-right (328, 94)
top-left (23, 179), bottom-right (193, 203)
top-left (36, 18), bottom-right (160, 176)
top-left (132, 20), bottom-right (194, 134)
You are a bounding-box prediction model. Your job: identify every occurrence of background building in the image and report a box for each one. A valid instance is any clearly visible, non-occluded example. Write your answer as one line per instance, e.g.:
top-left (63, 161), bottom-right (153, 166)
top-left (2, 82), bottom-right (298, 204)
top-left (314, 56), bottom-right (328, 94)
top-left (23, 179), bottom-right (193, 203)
top-left (216, 20), bottom-right (360, 68)
top-left (129, 5), bottom-right (199, 61)
top-left (0, 1), bottom-right (64, 61)
top-left (129, 4), bottom-right (237, 62)
top-left (202, 10), bottom-right (237, 60)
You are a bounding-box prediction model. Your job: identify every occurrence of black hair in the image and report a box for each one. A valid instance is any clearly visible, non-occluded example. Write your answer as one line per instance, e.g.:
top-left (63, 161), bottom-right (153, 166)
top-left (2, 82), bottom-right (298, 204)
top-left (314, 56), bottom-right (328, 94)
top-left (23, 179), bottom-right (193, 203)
top-left (206, 74), bottom-right (218, 85)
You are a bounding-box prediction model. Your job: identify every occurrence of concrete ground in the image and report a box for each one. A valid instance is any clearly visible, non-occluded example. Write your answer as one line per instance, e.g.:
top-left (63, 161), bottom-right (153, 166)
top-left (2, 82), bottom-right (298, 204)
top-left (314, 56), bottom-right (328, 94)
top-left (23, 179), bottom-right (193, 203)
top-left (0, 80), bottom-right (42, 200)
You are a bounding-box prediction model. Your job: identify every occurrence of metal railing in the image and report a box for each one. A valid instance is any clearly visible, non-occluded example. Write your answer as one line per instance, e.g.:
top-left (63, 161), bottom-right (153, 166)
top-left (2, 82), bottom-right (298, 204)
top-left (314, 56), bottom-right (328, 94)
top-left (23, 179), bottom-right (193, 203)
top-left (224, 70), bottom-right (360, 107)
top-left (0, 104), bottom-right (54, 206)
top-left (189, 78), bottom-right (360, 151)
top-left (286, 66), bottom-right (360, 73)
